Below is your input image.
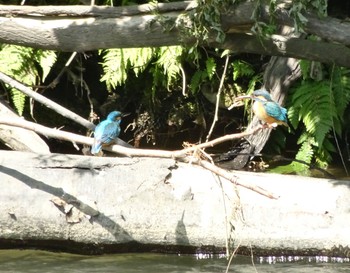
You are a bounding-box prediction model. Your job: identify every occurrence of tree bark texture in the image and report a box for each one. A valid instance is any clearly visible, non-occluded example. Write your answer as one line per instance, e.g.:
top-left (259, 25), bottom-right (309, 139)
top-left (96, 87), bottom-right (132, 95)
top-left (0, 2), bottom-right (350, 67)
top-left (222, 27), bottom-right (302, 169)
top-left (1, 151), bottom-right (350, 257)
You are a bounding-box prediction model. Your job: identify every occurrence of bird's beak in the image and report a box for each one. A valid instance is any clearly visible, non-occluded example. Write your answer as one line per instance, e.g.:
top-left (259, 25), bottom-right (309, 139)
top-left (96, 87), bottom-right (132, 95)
top-left (121, 112), bottom-right (131, 118)
top-left (228, 94), bottom-right (252, 110)
top-left (235, 94), bottom-right (252, 101)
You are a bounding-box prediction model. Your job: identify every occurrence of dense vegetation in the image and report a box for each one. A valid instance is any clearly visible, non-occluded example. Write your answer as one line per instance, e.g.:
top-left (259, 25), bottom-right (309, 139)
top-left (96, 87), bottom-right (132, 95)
top-left (1, 0), bottom-right (350, 176)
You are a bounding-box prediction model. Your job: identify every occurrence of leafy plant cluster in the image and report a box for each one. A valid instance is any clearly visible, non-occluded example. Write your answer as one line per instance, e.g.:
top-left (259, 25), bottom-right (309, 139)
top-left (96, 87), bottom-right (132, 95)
top-left (1, 0), bottom-right (345, 175)
top-left (282, 62), bottom-right (350, 174)
top-left (0, 44), bottom-right (56, 115)
top-left (288, 0), bottom-right (327, 33)
top-left (99, 45), bottom-right (259, 144)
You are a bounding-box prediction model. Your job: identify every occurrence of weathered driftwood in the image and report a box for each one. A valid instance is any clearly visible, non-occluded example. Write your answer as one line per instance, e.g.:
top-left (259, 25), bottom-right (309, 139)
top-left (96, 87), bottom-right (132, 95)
top-left (0, 150), bottom-right (350, 257)
top-left (0, 101), bottom-right (50, 154)
top-left (0, 3), bottom-right (350, 67)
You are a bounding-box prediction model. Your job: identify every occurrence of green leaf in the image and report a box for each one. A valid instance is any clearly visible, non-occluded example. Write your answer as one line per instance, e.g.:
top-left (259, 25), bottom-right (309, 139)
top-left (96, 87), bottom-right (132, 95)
top-left (232, 60), bottom-right (254, 81)
top-left (155, 46), bottom-right (183, 90)
top-left (9, 88), bottom-right (26, 116)
top-left (38, 50), bottom-right (57, 82)
top-left (0, 45), bottom-right (41, 115)
top-left (190, 70), bottom-right (207, 94)
top-left (205, 57), bottom-right (216, 80)
top-left (291, 81), bottom-right (335, 146)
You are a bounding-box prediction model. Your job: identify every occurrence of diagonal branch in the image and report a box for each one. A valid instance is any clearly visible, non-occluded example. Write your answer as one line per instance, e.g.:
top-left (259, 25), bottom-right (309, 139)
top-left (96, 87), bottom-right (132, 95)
top-left (0, 71), bottom-right (95, 130)
top-left (0, 117), bottom-right (277, 199)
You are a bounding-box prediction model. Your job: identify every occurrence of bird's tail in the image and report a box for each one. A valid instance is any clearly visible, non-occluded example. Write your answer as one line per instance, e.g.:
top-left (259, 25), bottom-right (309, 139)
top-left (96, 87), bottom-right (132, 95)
top-left (91, 141), bottom-right (102, 155)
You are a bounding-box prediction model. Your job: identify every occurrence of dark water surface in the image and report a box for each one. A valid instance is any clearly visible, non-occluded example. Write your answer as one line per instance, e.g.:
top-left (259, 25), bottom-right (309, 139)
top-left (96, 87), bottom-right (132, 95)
top-left (0, 250), bottom-right (349, 273)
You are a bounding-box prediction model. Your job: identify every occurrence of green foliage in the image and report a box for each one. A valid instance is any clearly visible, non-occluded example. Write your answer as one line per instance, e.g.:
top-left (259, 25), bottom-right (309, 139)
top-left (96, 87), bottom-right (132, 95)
top-left (286, 62), bottom-right (350, 170)
top-left (100, 46), bottom-right (183, 92)
top-left (232, 60), bottom-right (255, 81)
top-left (155, 46), bottom-right (183, 90)
top-left (250, 0), bottom-right (327, 37)
top-left (205, 57), bottom-right (216, 80)
top-left (189, 57), bottom-right (217, 94)
top-left (289, 80), bottom-right (335, 145)
top-left (100, 47), bottom-right (154, 91)
top-left (190, 70), bottom-right (207, 95)
top-left (37, 50), bottom-right (57, 83)
top-left (288, 0), bottom-right (327, 32)
top-left (0, 45), bottom-right (56, 115)
top-left (182, 0), bottom-right (244, 44)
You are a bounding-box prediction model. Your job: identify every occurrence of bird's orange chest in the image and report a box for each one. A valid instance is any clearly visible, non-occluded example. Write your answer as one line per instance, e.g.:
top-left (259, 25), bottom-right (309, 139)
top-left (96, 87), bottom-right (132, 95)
top-left (252, 101), bottom-right (277, 124)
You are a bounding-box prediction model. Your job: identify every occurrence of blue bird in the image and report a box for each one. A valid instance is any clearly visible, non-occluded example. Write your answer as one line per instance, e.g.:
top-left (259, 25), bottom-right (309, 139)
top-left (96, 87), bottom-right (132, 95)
top-left (237, 89), bottom-right (288, 128)
top-left (91, 111), bottom-right (124, 155)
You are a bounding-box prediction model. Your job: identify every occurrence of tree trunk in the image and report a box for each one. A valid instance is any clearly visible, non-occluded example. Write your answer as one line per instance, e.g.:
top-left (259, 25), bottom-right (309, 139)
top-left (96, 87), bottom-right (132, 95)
top-left (0, 3), bottom-right (350, 67)
top-left (221, 27), bottom-right (302, 169)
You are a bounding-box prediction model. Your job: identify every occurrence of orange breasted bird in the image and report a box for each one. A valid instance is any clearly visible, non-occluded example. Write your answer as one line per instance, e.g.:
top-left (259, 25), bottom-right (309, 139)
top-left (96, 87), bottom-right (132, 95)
top-left (237, 89), bottom-right (288, 128)
top-left (91, 111), bottom-right (127, 155)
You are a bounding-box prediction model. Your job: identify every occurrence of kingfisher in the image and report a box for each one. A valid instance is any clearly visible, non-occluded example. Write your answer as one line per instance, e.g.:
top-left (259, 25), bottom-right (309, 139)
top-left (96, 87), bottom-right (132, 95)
top-left (237, 89), bottom-right (288, 128)
top-left (91, 111), bottom-right (126, 155)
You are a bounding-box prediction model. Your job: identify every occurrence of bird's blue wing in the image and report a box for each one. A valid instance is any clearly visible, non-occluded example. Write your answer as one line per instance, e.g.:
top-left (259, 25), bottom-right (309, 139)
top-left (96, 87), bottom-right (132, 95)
top-left (94, 121), bottom-right (121, 144)
top-left (263, 101), bottom-right (287, 122)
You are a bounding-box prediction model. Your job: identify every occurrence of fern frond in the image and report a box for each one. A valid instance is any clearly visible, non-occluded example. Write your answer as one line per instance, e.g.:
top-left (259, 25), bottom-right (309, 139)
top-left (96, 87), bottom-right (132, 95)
top-left (155, 46), bottom-right (183, 90)
top-left (100, 49), bottom-right (127, 91)
top-left (293, 140), bottom-right (314, 174)
top-left (205, 57), bottom-right (216, 80)
top-left (9, 88), bottom-right (26, 116)
top-left (190, 70), bottom-right (207, 95)
top-left (37, 49), bottom-right (57, 82)
top-left (268, 138), bottom-right (314, 175)
top-left (299, 60), bottom-right (311, 80)
top-left (100, 47), bottom-right (155, 91)
top-left (232, 60), bottom-right (254, 81)
top-left (0, 45), bottom-right (42, 115)
top-left (315, 137), bottom-right (335, 168)
top-left (332, 67), bottom-right (350, 123)
top-left (287, 105), bottom-right (300, 130)
top-left (291, 81), bottom-right (336, 146)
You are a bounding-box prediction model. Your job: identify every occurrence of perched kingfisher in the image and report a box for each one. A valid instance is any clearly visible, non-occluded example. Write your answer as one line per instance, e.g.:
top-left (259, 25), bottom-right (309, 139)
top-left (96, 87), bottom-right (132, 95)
top-left (91, 111), bottom-right (125, 155)
top-left (237, 89), bottom-right (288, 128)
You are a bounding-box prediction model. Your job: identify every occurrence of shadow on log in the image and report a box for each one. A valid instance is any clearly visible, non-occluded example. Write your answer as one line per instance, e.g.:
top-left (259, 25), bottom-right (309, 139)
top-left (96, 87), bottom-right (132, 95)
top-left (1, 151), bottom-right (350, 257)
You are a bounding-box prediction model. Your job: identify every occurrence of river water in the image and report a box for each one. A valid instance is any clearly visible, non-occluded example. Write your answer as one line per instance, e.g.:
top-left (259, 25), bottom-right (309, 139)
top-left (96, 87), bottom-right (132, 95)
top-left (0, 250), bottom-right (349, 273)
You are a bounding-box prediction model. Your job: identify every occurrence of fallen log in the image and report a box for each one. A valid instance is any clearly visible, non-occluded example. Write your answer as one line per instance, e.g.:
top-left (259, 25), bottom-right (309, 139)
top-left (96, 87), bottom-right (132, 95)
top-left (0, 101), bottom-right (50, 154)
top-left (1, 150), bottom-right (349, 257)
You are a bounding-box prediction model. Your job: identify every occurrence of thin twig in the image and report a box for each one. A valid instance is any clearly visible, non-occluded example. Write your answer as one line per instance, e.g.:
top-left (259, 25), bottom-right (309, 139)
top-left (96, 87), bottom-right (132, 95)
top-left (225, 240), bottom-right (241, 273)
top-left (250, 243), bottom-right (258, 273)
top-left (179, 65), bottom-right (187, 96)
top-left (206, 53), bottom-right (230, 142)
top-left (198, 160), bottom-right (279, 199)
top-left (44, 52), bottom-right (77, 90)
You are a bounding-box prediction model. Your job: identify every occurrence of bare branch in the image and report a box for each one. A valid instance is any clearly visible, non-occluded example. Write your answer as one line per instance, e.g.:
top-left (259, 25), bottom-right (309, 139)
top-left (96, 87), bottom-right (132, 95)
top-left (0, 116), bottom-right (262, 158)
top-left (198, 160), bottom-right (279, 199)
top-left (0, 117), bottom-right (277, 199)
top-left (206, 53), bottom-right (230, 142)
top-left (0, 71), bottom-right (94, 130)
